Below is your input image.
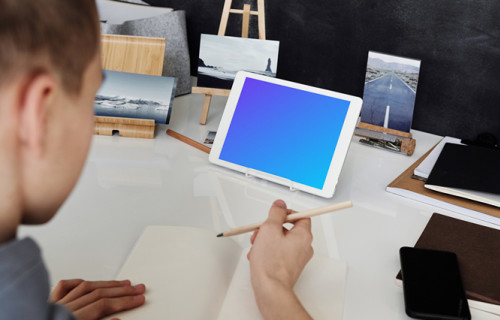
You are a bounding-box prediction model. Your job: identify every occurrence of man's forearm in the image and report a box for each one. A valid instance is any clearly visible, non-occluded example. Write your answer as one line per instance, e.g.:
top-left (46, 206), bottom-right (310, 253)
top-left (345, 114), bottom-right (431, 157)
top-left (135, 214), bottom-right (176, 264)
top-left (254, 282), bottom-right (312, 320)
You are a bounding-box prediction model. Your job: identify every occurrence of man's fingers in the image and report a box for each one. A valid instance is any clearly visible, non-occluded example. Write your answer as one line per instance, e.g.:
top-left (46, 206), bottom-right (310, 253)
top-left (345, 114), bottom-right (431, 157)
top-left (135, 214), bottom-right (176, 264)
top-left (73, 294), bottom-right (146, 320)
top-left (51, 279), bottom-right (85, 302)
top-left (57, 280), bottom-right (132, 304)
top-left (51, 279), bottom-right (146, 320)
top-left (264, 200), bottom-right (288, 228)
top-left (290, 217), bottom-right (312, 234)
top-left (290, 218), bottom-right (313, 245)
top-left (250, 229), bottom-right (259, 244)
top-left (273, 199), bottom-right (287, 209)
top-left (282, 226), bottom-right (289, 235)
top-left (64, 284), bottom-right (146, 312)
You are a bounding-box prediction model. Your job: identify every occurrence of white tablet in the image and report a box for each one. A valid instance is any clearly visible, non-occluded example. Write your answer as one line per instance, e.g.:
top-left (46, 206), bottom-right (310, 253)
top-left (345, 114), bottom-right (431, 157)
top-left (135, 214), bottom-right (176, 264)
top-left (209, 71), bottom-right (362, 198)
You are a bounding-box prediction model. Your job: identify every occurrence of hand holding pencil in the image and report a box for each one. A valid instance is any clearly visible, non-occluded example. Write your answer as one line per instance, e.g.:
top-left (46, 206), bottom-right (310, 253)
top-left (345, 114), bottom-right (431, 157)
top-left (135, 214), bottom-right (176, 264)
top-left (217, 200), bottom-right (352, 237)
top-left (246, 199), bottom-right (344, 319)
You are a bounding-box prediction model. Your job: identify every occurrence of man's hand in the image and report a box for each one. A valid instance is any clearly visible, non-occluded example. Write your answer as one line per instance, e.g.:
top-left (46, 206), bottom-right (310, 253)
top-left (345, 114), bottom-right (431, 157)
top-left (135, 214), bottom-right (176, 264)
top-left (247, 199), bottom-right (313, 319)
top-left (50, 279), bottom-right (146, 320)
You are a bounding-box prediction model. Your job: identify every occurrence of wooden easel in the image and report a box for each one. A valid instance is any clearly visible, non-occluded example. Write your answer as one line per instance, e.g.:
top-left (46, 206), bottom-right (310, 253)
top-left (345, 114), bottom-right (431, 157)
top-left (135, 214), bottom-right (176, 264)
top-left (355, 121), bottom-right (416, 156)
top-left (95, 34), bottom-right (166, 139)
top-left (193, 0), bottom-right (266, 125)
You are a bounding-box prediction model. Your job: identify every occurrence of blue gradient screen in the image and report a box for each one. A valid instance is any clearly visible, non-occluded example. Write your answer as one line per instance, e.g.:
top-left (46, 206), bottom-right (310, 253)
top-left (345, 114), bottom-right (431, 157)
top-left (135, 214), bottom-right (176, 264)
top-left (219, 78), bottom-right (351, 189)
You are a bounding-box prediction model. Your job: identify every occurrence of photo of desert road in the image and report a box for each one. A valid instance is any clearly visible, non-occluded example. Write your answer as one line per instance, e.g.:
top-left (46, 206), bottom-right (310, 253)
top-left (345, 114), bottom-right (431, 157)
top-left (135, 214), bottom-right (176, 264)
top-left (361, 72), bottom-right (417, 132)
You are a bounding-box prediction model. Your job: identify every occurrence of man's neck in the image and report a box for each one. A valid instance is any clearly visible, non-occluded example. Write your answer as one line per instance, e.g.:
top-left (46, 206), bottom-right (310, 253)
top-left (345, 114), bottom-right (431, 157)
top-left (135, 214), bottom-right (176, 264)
top-left (0, 214), bottom-right (19, 245)
top-left (0, 174), bottom-right (22, 245)
top-left (0, 99), bottom-right (23, 246)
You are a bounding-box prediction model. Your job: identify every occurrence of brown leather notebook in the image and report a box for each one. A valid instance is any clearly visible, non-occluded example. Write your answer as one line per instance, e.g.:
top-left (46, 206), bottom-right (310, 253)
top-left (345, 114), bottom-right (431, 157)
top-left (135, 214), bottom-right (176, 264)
top-left (396, 213), bottom-right (500, 308)
top-left (386, 143), bottom-right (500, 219)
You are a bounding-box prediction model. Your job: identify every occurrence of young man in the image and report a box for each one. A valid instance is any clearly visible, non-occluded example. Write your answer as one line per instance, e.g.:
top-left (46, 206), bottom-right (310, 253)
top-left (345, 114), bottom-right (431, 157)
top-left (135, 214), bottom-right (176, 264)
top-left (0, 0), bottom-right (313, 319)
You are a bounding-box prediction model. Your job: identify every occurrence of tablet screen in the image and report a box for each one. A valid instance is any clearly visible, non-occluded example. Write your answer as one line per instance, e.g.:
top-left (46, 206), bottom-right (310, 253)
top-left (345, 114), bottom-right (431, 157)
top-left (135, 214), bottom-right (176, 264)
top-left (219, 77), bottom-right (351, 189)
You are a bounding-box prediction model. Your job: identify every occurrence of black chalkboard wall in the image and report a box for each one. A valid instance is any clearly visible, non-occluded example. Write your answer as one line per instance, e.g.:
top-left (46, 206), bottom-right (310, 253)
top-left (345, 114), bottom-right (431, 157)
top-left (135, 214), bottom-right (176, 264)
top-left (145, 0), bottom-right (500, 141)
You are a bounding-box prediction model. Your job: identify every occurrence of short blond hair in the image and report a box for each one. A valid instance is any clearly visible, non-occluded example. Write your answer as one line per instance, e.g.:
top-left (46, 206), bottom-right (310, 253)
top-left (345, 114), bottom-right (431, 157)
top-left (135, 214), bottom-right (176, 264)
top-left (0, 0), bottom-right (99, 93)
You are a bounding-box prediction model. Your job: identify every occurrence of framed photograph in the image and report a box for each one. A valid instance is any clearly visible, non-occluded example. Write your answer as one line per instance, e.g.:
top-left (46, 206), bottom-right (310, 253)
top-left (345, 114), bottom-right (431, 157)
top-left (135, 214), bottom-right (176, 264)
top-left (204, 131), bottom-right (216, 145)
top-left (94, 70), bottom-right (177, 124)
top-left (197, 34), bottom-right (280, 89)
top-left (360, 51), bottom-right (421, 133)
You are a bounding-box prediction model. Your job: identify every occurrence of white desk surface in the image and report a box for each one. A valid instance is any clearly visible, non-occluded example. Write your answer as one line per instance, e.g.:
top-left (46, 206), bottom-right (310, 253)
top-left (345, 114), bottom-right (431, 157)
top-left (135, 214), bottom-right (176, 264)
top-left (20, 92), bottom-right (499, 320)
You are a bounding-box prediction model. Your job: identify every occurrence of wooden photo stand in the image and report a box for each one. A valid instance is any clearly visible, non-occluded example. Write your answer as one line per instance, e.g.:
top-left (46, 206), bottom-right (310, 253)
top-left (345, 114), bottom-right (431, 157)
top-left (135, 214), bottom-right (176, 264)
top-left (193, 0), bottom-right (266, 125)
top-left (94, 34), bottom-right (166, 139)
top-left (355, 122), bottom-right (416, 156)
top-left (94, 117), bottom-right (156, 139)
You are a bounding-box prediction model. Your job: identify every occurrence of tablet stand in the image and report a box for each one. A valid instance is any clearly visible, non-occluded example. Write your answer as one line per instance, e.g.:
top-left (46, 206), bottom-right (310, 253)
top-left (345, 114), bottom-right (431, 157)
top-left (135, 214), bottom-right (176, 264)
top-left (355, 121), bottom-right (416, 156)
top-left (95, 34), bottom-right (166, 139)
top-left (244, 168), bottom-right (297, 192)
top-left (193, 0), bottom-right (267, 125)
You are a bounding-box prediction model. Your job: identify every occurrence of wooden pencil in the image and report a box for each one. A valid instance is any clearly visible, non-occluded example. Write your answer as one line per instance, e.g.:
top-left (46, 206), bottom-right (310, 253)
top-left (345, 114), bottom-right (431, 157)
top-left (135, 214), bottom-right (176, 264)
top-left (217, 200), bottom-right (353, 237)
top-left (166, 129), bottom-right (211, 154)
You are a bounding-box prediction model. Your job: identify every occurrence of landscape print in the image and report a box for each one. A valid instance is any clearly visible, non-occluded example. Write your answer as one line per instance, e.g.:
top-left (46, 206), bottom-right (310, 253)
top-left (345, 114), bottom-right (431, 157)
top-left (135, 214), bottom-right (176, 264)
top-left (94, 70), bottom-right (177, 124)
top-left (360, 51), bottom-right (421, 132)
top-left (197, 34), bottom-right (280, 89)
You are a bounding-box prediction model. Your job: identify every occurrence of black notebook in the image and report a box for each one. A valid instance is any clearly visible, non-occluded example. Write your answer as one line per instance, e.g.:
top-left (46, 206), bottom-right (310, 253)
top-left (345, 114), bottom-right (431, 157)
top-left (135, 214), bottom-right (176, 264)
top-left (425, 143), bottom-right (500, 208)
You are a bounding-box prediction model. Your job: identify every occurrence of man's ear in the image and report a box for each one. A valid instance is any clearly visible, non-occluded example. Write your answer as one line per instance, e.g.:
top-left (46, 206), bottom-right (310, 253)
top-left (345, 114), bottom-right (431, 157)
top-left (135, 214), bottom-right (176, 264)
top-left (18, 72), bottom-right (57, 157)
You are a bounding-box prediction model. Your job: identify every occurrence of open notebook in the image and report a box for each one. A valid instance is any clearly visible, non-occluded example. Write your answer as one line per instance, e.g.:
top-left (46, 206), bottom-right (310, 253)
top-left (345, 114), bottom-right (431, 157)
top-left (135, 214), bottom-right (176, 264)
top-left (106, 226), bottom-right (347, 320)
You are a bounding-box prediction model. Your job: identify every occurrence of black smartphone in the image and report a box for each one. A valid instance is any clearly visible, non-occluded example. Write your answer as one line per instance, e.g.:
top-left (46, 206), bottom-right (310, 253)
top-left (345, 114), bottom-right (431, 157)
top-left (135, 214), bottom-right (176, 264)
top-left (399, 247), bottom-right (471, 320)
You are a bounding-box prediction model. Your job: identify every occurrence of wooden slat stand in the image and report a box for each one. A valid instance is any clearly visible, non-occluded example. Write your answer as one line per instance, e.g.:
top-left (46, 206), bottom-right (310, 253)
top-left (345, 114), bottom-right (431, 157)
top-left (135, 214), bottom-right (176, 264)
top-left (194, 0), bottom-right (266, 125)
top-left (96, 34), bottom-right (166, 138)
top-left (355, 122), bottom-right (417, 156)
top-left (94, 117), bottom-right (155, 139)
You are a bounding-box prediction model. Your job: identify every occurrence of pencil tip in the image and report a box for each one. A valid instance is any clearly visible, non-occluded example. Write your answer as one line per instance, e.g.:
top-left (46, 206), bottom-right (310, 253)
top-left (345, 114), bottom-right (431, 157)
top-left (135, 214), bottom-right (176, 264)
top-left (216, 233), bottom-right (223, 237)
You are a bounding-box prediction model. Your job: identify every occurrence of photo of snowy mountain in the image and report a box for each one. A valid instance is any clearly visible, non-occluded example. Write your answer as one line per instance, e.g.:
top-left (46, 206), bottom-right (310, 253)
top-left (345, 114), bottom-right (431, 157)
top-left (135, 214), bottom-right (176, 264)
top-left (94, 70), bottom-right (177, 124)
top-left (197, 34), bottom-right (279, 89)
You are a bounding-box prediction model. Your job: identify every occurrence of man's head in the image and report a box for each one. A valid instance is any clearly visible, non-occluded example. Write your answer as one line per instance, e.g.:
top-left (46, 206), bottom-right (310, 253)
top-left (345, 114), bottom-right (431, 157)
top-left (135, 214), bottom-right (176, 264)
top-left (0, 0), bottom-right (100, 93)
top-left (0, 0), bottom-right (102, 227)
